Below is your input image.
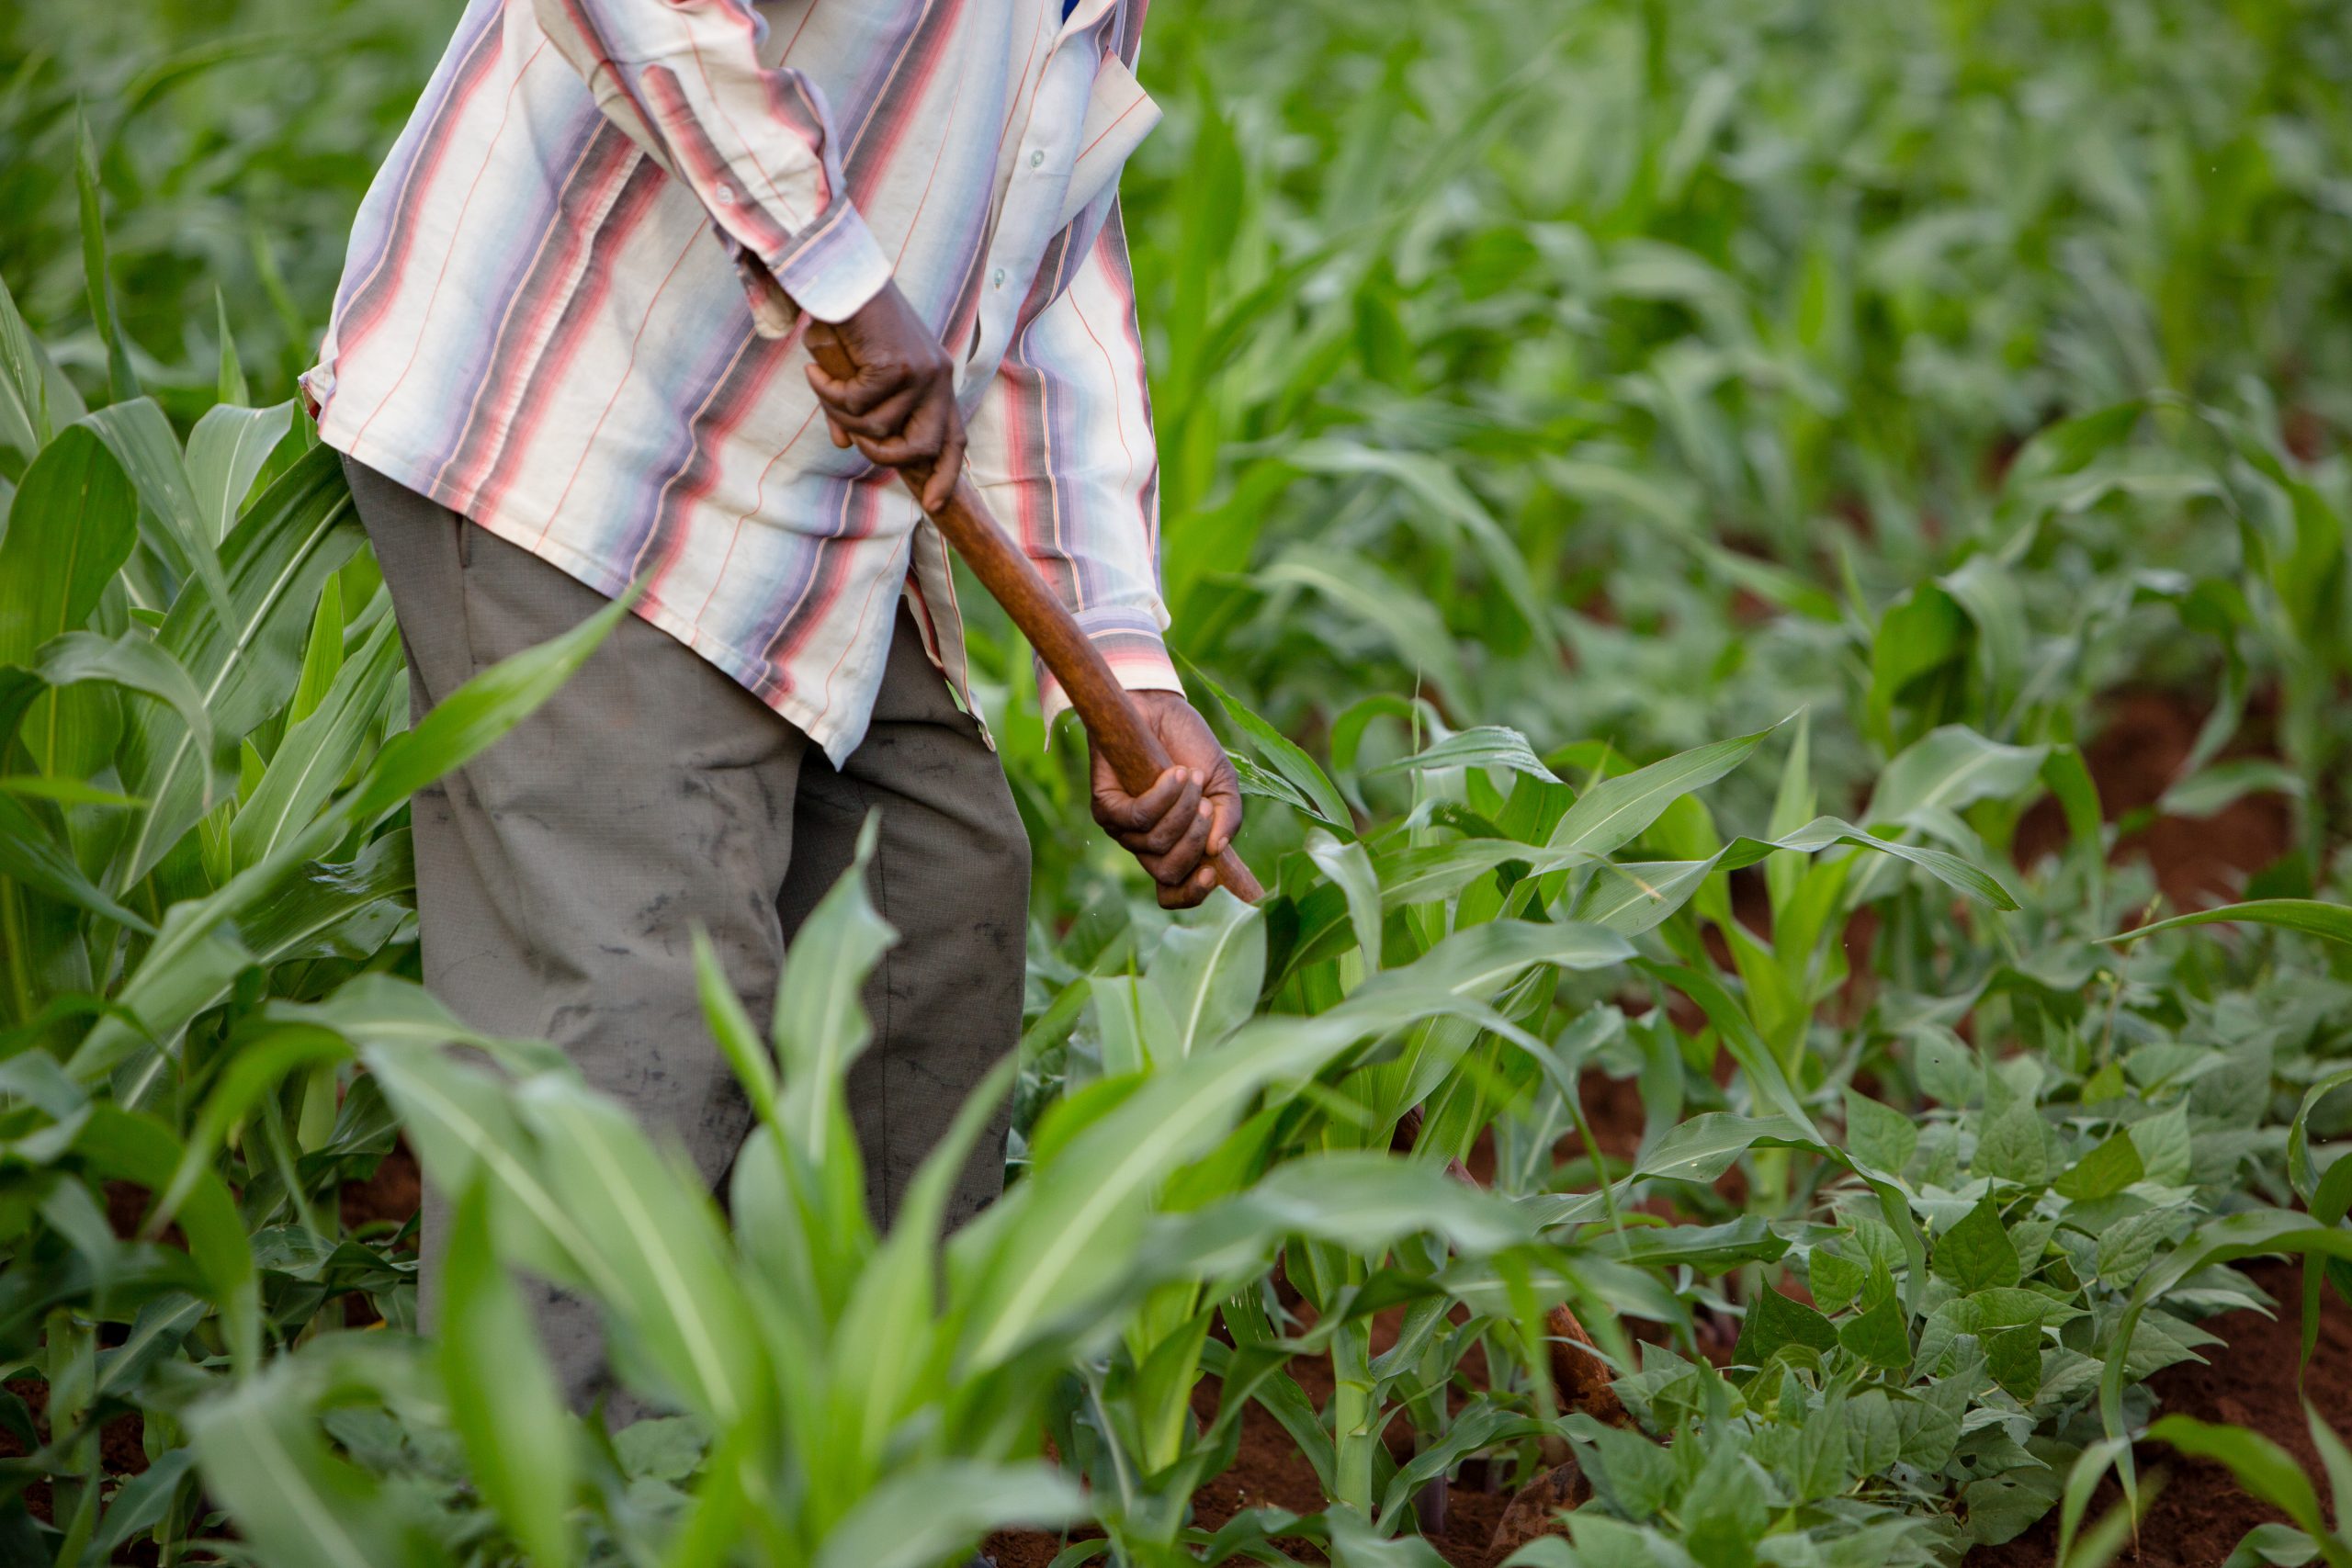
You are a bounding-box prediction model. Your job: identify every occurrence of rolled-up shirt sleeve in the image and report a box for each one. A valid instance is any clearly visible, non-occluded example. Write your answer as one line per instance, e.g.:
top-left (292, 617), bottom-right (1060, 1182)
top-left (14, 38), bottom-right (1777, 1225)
top-left (967, 201), bottom-right (1181, 735)
top-left (532, 0), bottom-right (892, 322)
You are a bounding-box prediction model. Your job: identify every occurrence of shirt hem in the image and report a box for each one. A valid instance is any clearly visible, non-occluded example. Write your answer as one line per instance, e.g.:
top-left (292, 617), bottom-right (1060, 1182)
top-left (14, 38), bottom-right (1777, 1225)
top-left (317, 412), bottom-right (877, 765)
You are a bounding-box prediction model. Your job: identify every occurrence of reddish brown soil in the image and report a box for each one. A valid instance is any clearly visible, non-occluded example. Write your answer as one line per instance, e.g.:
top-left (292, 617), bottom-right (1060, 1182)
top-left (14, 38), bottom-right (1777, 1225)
top-left (0, 1376), bottom-right (150, 1530)
top-left (1973, 1260), bottom-right (2351, 1565)
top-left (340, 1139), bottom-right (421, 1235)
top-left (2014, 690), bottom-right (2293, 911)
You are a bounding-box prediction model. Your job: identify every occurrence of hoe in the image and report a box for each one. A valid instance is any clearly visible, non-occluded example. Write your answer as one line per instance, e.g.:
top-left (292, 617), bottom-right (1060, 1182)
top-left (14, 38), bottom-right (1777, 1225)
top-left (776, 288), bottom-right (1618, 1551)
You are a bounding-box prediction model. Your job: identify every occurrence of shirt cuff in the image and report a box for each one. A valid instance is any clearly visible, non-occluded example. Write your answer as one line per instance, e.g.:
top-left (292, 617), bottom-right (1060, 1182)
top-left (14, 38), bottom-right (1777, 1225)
top-left (1037, 605), bottom-right (1182, 742)
top-left (760, 192), bottom-right (894, 324)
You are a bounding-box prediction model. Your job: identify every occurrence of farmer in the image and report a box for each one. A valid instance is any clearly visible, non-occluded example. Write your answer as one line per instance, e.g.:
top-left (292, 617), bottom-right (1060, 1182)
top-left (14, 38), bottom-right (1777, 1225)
top-left (304, 0), bottom-right (1240, 1404)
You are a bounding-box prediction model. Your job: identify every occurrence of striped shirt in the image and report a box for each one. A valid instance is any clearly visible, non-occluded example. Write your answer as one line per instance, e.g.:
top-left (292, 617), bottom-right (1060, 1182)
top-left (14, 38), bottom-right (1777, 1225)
top-left (305, 0), bottom-right (1175, 764)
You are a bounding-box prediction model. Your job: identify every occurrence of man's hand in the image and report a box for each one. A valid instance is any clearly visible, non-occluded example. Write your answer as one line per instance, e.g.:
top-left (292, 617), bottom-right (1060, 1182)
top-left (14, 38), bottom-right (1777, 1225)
top-left (803, 281), bottom-right (967, 513)
top-left (1090, 692), bottom-right (1245, 909)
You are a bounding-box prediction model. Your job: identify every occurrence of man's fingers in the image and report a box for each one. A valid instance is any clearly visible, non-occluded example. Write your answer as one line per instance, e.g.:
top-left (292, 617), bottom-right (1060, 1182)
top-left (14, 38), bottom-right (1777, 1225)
top-left (1139, 796), bottom-right (1213, 884)
top-left (1114, 778), bottom-right (1205, 856)
top-left (922, 427), bottom-right (967, 513)
top-left (1158, 858), bottom-right (1221, 909)
top-left (1092, 763), bottom-right (1189, 832)
top-left (1204, 787), bottom-right (1242, 859)
top-left (804, 360), bottom-right (907, 415)
top-left (821, 384), bottom-right (922, 440)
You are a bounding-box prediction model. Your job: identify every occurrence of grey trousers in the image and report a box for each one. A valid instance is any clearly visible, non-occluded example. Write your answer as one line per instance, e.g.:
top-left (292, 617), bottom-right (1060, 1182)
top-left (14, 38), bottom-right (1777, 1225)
top-left (344, 456), bottom-right (1027, 1409)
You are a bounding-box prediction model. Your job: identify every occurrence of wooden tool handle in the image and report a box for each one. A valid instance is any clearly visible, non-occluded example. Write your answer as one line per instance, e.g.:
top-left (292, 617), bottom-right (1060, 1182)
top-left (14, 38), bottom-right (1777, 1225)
top-left (798, 313), bottom-right (1263, 905)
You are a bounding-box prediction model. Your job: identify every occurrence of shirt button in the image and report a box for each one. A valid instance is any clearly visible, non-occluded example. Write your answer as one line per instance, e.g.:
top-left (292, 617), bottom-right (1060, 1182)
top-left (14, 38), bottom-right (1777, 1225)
top-left (1029, 149), bottom-right (1046, 167)
top-left (992, 268), bottom-right (1006, 288)
top-left (714, 183), bottom-right (735, 206)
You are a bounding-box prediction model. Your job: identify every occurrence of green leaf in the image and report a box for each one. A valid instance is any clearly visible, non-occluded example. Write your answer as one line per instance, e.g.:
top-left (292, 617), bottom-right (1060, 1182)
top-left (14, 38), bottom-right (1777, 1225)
top-left (1549, 726), bottom-right (1776, 856)
top-left (1842, 1088), bottom-right (1918, 1175)
top-left (772, 814), bottom-right (896, 1158)
top-left (1984, 1321), bottom-right (2044, 1401)
top-left (187, 1349), bottom-right (442, 1568)
top-left (810, 1462), bottom-right (1086, 1568)
top-left (114, 442), bottom-right (362, 886)
top-left (2103, 898), bottom-right (2352, 949)
top-left (0, 269), bottom-right (84, 455)
top-left (80, 399), bottom-right (234, 631)
top-left (185, 401), bottom-right (293, 544)
top-left (1733, 1284), bottom-right (1838, 1368)
top-left (1974, 1101), bottom-right (2051, 1187)
top-left (1865, 725), bottom-right (2050, 825)
top-left (1369, 726), bottom-right (1558, 783)
top-left (2148, 1416), bottom-right (2343, 1562)
top-left (2056, 1131), bottom-right (2146, 1201)
top-left (0, 792), bottom-right (153, 933)
top-left (1807, 1247), bottom-right (1866, 1314)
top-left (1306, 829), bottom-right (1384, 974)
top-left (1144, 888), bottom-right (1265, 1057)
top-left (230, 615), bottom-right (401, 869)
top-left (345, 573), bottom-right (638, 821)
top-left (1261, 552), bottom-right (1471, 709)
top-left (2129, 1103), bottom-right (2193, 1187)
top-left (1183, 657), bottom-right (1353, 833)
top-left (1933, 1197), bottom-right (2022, 1292)
top-left (75, 118), bottom-right (139, 405)
top-left (0, 425), bottom-right (137, 669)
top-left (1838, 1291), bottom-right (1913, 1371)
top-left (439, 1179), bottom-right (575, 1567)
top-left (38, 628), bottom-right (231, 812)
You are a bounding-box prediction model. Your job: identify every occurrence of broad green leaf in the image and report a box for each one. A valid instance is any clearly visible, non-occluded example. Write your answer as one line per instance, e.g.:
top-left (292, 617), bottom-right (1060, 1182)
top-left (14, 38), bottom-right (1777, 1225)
top-left (343, 575), bottom-right (638, 822)
top-left (515, 1074), bottom-right (768, 1427)
top-left (2055, 1132), bottom-right (2144, 1201)
top-left (186, 400), bottom-right (294, 544)
top-left (2103, 898), bottom-right (2352, 949)
top-left (0, 792), bottom-right (153, 933)
top-left (1865, 726), bottom-right (2050, 825)
top-left (440, 1180), bottom-right (574, 1568)
top-left (1368, 725), bottom-right (1558, 783)
top-left (0, 425), bottom-right (137, 669)
top-left (187, 1353), bottom-right (442, 1568)
top-left (1288, 439), bottom-right (1558, 661)
top-left (114, 442), bottom-right (362, 886)
top-left (1261, 553), bottom-right (1471, 709)
top-left (237, 827), bottom-right (415, 967)
top-left (1144, 888), bottom-right (1265, 1056)
top-left (1839, 1292), bottom-right (1911, 1370)
top-left (2147, 1416), bottom-right (2345, 1565)
top-left (1217, 1150), bottom-right (1531, 1257)
top-left (0, 270), bottom-right (84, 455)
top-left (1842, 1089), bottom-right (1917, 1175)
top-left (811, 1462), bottom-right (1086, 1568)
top-left (80, 399), bottom-right (233, 628)
top-left (1549, 726), bottom-right (1776, 855)
top-left (772, 815), bottom-right (895, 1158)
top-left (1974, 1101), bottom-right (2051, 1187)
top-left (84, 1448), bottom-right (195, 1563)
top-left (38, 628), bottom-right (230, 810)
top-left (1733, 1285), bottom-right (1837, 1368)
top-left (1184, 657), bottom-right (1352, 833)
top-left (230, 614), bottom-right (401, 868)
top-left (1933, 1196), bottom-right (2021, 1292)
top-left (1306, 829), bottom-right (1384, 973)
top-left (72, 1104), bottom-right (256, 1368)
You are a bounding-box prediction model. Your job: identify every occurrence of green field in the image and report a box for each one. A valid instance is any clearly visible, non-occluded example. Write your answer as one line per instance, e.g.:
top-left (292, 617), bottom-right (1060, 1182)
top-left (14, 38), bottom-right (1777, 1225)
top-left (3, 0), bottom-right (2351, 1563)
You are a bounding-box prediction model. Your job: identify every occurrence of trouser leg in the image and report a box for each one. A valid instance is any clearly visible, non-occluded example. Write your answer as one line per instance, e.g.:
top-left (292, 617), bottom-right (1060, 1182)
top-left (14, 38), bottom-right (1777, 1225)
top-left (342, 456), bottom-right (806, 1412)
top-left (777, 605), bottom-right (1030, 1230)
